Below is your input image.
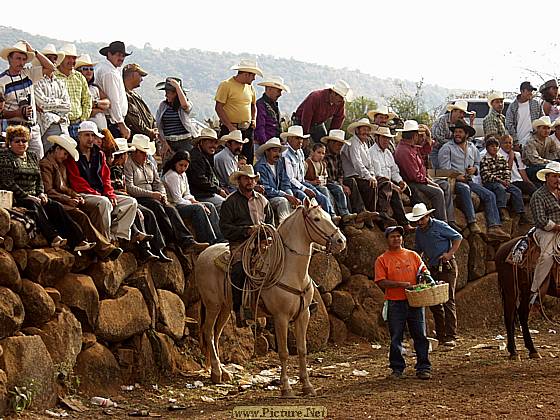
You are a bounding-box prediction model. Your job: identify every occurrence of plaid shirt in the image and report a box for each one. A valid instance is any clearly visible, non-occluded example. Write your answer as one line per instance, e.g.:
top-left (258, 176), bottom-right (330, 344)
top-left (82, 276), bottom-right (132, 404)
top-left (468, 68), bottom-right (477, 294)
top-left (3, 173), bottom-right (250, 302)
top-left (522, 134), bottom-right (560, 166)
top-left (505, 97), bottom-right (543, 144)
top-left (480, 153), bottom-right (510, 184)
top-left (325, 150), bottom-right (344, 185)
top-left (483, 109), bottom-right (507, 138)
top-left (530, 185), bottom-right (560, 230)
top-left (55, 69), bottom-right (92, 122)
top-left (431, 114), bottom-right (473, 149)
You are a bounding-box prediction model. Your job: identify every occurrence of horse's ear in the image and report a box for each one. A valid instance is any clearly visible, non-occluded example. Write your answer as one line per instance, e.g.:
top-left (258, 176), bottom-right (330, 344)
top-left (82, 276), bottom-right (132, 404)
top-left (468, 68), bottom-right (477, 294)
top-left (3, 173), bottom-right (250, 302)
top-left (303, 196), bottom-right (311, 209)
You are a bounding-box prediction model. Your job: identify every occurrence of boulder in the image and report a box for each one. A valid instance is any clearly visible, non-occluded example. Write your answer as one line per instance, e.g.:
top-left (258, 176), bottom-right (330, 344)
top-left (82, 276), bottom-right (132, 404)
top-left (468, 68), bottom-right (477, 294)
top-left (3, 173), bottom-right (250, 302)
top-left (330, 291), bottom-right (355, 320)
top-left (150, 250), bottom-right (185, 294)
top-left (321, 292), bottom-right (332, 307)
top-left (25, 248), bottom-right (75, 286)
top-left (340, 274), bottom-right (383, 305)
top-left (303, 287), bottom-right (329, 352)
top-left (8, 219), bottom-right (29, 249)
top-left (44, 287), bottom-right (61, 307)
top-left (89, 252), bottom-right (137, 297)
top-left (486, 261), bottom-right (496, 273)
top-left (0, 208), bottom-right (10, 236)
top-left (0, 369), bottom-right (7, 416)
top-left (0, 249), bottom-right (21, 292)
top-left (218, 320), bottom-right (254, 365)
top-left (341, 228), bottom-right (386, 276)
top-left (20, 279), bottom-right (55, 325)
top-left (0, 287), bottom-right (24, 339)
top-left (308, 253), bottom-right (342, 292)
top-left (0, 335), bottom-right (56, 409)
top-left (11, 249), bottom-right (27, 272)
top-left (125, 266), bottom-right (159, 328)
top-left (148, 331), bottom-right (201, 374)
top-left (454, 208), bottom-right (468, 230)
top-left (157, 290), bottom-right (186, 341)
top-left (96, 286), bottom-right (151, 342)
top-left (339, 263), bottom-right (352, 283)
top-left (82, 332), bottom-right (97, 350)
top-left (73, 342), bottom-right (121, 395)
top-left (455, 239), bottom-right (470, 290)
top-left (130, 332), bottom-right (158, 383)
top-left (468, 234), bottom-right (487, 281)
top-left (55, 274), bottom-right (99, 329)
top-left (474, 212), bottom-right (488, 236)
top-left (456, 273), bottom-right (502, 331)
top-left (347, 303), bottom-right (388, 342)
top-left (329, 314), bottom-right (348, 344)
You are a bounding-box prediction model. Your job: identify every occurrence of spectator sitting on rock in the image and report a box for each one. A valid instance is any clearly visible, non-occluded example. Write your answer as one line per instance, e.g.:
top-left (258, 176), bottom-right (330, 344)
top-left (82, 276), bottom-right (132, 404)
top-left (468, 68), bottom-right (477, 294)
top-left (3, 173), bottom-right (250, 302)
top-left (499, 134), bottom-right (536, 197)
top-left (522, 116), bottom-right (560, 183)
top-left (367, 105), bottom-right (398, 149)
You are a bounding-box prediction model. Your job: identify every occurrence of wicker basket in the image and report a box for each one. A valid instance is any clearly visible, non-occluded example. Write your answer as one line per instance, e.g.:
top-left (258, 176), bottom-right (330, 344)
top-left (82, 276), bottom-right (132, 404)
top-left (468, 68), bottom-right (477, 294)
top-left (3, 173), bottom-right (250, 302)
top-left (0, 190), bottom-right (13, 210)
top-left (405, 283), bottom-right (449, 308)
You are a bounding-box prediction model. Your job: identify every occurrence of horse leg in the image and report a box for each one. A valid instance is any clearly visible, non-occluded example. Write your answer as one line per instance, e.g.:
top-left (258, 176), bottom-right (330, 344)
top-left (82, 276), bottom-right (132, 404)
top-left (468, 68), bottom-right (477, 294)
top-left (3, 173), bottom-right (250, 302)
top-left (519, 293), bottom-right (540, 359)
top-left (214, 305), bottom-right (234, 382)
top-left (203, 305), bottom-right (226, 383)
top-left (294, 309), bottom-right (315, 397)
top-left (502, 287), bottom-right (519, 360)
top-left (274, 315), bottom-right (294, 397)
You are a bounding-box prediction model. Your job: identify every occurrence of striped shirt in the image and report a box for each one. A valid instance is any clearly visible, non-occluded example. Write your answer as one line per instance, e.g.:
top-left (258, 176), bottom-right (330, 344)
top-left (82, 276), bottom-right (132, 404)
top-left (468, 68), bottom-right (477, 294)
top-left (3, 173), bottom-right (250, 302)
top-left (34, 74), bottom-right (71, 133)
top-left (55, 69), bottom-right (91, 122)
top-left (0, 66), bottom-right (44, 125)
top-left (161, 106), bottom-right (188, 136)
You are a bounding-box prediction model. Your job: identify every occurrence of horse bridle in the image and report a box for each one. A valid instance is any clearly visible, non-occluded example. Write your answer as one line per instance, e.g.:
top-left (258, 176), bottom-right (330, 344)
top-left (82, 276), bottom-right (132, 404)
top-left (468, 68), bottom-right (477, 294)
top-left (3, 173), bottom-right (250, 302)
top-left (300, 204), bottom-right (342, 254)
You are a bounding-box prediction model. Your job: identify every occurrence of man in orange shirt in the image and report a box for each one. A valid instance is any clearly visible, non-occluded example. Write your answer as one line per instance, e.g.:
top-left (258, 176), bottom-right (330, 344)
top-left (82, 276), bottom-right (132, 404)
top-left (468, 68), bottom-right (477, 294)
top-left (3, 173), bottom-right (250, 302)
top-left (374, 226), bottom-right (432, 379)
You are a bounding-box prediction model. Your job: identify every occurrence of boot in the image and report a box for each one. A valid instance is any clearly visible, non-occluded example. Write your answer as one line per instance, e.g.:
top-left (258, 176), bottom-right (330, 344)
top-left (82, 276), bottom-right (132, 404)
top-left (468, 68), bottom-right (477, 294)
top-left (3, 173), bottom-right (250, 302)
top-left (486, 226), bottom-right (511, 241)
top-left (182, 240), bottom-right (210, 254)
top-left (341, 213), bottom-right (357, 225)
top-left (499, 208), bottom-right (511, 222)
top-left (468, 222), bottom-right (481, 234)
top-left (155, 249), bottom-right (173, 263)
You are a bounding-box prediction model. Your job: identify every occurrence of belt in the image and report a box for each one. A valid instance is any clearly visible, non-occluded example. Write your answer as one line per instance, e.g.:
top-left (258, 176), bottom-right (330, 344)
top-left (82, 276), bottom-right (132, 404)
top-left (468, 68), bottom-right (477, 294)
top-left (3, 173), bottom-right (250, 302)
top-left (7, 120), bottom-right (34, 128)
top-left (165, 134), bottom-right (192, 142)
top-left (232, 122), bottom-right (251, 130)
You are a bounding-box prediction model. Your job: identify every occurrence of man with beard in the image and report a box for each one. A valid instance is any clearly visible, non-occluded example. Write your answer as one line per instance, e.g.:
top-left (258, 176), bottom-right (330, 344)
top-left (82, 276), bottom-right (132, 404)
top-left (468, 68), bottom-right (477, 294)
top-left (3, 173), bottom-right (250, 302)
top-left (483, 91), bottom-right (507, 138)
top-left (214, 130), bottom-right (249, 193)
top-left (255, 76), bottom-right (289, 148)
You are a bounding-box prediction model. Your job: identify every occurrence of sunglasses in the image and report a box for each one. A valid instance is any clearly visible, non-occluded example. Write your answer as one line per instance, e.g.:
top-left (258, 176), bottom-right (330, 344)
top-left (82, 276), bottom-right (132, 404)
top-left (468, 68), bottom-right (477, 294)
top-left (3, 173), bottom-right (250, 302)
top-left (79, 66), bottom-right (94, 71)
top-left (12, 138), bottom-right (28, 144)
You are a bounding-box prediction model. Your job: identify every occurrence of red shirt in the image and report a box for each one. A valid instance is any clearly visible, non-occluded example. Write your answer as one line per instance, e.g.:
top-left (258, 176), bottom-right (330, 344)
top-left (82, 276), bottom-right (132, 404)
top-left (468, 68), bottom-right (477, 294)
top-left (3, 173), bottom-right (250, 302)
top-left (394, 141), bottom-right (432, 184)
top-left (294, 89), bottom-right (345, 134)
top-left (65, 150), bottom-right (116, 199)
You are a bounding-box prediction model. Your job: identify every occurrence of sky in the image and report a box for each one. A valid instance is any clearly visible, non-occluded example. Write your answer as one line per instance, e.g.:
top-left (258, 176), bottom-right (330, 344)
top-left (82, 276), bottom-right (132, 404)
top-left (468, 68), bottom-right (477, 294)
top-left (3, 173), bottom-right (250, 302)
top-left (13, 0), bottom-right (560, 92)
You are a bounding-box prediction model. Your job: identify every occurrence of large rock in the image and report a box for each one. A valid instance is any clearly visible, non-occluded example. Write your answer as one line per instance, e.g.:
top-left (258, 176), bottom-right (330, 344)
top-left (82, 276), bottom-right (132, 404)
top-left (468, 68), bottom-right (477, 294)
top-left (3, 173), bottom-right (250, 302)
top-left (151, 250), bottom-right (185, 294)
top-left (329, 314), bottom-right (348, 344)
top-left (308, 253), bottom-right (342, 292)
top-left (0, 287), bottom-right (24, 339)
top-left (157, 290), bottom-right (186, 340)
top-left (341, 228), bottom-right (386, 276)
top-left (455, 239), bottom-right (470, 290)
top-left (340, 274), bottom-right (383, 304)
top-left (218, 321), bottom-right (254, 365)
top-left (0, 208), bottom-right (10, 237)
top-left (0, 249), bottom-right (21, 292)
top-left (125, 266), bottom-right (159, 328)
top-left (148, 331), bottom-right (201, 374)
top-left (468, 234), bottom-right (487, 281)
top-left (96, 286), bottom-right (151, 342)
top-left (330, 290), bottom-right (355, 320)
top-left (11, 249), bottom-right (27, 272)
top-left (130, 332), bottom-right (158, 383)
top-left (0, 369), bottom-right (7, 416)
top-left (304, 287), bottom-right (330, 352)
top-left (55, 274), bottom-right (99, 329)
top-left (347, 303), bottom-right (388, 342)
top-left (456, 273), bottom-right (502, 331)
top-left (0, 335), bottom-right (56, 409)
top-left (89, 252), bottom-right (137, 297)
top-left (25, 248), bottom-right (75, 286)
top-left (8, 219), bottom-right (29, 249)
top-left (20, 279), bottom-right (55, 325)
top-left (74, 342), bottom-right (121, 394)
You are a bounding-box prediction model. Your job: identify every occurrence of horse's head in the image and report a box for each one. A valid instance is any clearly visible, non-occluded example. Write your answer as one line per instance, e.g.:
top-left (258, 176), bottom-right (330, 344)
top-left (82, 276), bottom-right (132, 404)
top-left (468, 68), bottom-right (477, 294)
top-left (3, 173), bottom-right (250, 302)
top-left (301, 197), bottom-right (346, 254)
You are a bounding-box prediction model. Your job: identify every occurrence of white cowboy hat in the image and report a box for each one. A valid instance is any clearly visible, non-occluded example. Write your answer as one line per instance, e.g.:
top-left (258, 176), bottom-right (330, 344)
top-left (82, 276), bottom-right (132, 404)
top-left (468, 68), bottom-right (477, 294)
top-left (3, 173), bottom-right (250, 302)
top-left (367, 105), bottom-right (397, 121)
top-left (325, 79), bottom-right (353, 101)
top-left (532, 115), bottom-right (552, 129)
top-left (220, 129), bottom-right (249, 144)
top-left (0, 41), bottom-right (35, 62)
top-left (321, 129), bottom-right (350, 145)
top-left (405, 203), bottom-right (436, 222)
top-left (347, 118), bottom-right (375, 135)
top-left (37, 43), bottom-right (65, 66)
top-left (374, 126), bottom-right (396, 138)
top-left (258, 75), bottom-right (290, 93)
top-left (75, 54), bottom-right (96, 69)
top-left (77, 121), bottom-right (104, 138)
top-left (396, 120), bottom-right (420, 132)
top-left (446, 100), bottom-right (470, 113)
top-left (553, 118), bottom-right (560, 129)
top-left (130, 134), bottom-right (156, 156)
top-left (280, 125), bottom-right (310, 141)
top-left (58, 43), bottom-right (78, 58)
top-left (47, 134), bottom-right (79, 161)
top-left (230, 59), bottom-right (263, 77)
top-left (229, 164), bottom-right (260, 186)
top-left (487, 91), bottom-right (505, 107)
top-left (537, 161), bottom-right (560, 181)
top-left (193, 127), bottom-right (225, 145)
top-left (256, 137), bottom-right (288, 156)
top-left (112, 138), bottom-right (135, 155)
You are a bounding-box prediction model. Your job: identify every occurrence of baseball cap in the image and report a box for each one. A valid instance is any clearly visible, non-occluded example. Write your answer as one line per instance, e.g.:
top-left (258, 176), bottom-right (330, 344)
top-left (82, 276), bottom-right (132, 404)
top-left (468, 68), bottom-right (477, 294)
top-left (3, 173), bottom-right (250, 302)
top-left (520, 81), bottom-right (537, 92)
top-left (122, 63), bottom-right (148, 77)
top-left (77, 121), bottom-right (104, 138)
top-left (384, 226), bottom-right (404, 238)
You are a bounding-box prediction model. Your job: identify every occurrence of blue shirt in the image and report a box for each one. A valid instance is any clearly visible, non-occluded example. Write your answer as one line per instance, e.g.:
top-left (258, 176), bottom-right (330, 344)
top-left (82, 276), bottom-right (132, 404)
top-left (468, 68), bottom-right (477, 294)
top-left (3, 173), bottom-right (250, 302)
top-left (415, 218), bottom-right (462, 267)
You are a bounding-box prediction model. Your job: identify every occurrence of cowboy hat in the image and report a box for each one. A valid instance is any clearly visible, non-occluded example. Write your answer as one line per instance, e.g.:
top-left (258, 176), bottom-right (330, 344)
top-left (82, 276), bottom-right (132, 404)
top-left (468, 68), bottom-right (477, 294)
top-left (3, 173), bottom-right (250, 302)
top-left (37, 44), bottom-right (65, 66)
top-left (99, 41), bottom-right (131, 57)
top-left (156, 77), bottom-right (188, 92)
top-left (257, 75), bottom-right (290, 93)
top-left (405, 203), bottom-right (436, 222)
top-left (280, 125), bottom-right (310, 141)
top-left (537, 161), bottom-right (560, 181)
top-left (193, 127), bottom-right (224, 145)
top-left (229, 164), bottom-right (260, 186)
top-left (112, 138), bottom-right (135, 155)
top-left (47, 134), bottom-right (79, 161)
top-left (446, 100), bottom-right (471, 113)
top-left (487, 91), bottom-right (505, 107)
top-left (396, 120), bottom-right (420, 133)
top-left (75, 54), bottom-right (96, 69)
top-left (552, 118), bottom-right (560, 129)
top-left (450, 120), bottom-right (476, 138)
top-left (130, 134), bottom-right (156, 155)
top-left (321, 129), bottom-right (350, 145)
top-left (367, 105), bottom-right (397, 121)
top-left (256, 137), bottom-right (288, 156)
top-left (325, 79), bottom-right (352, 101)
top-left (539, 79), bottom-right (558, 93)
top-left (0, 41), bottom-right (35, 62)
top-left (230, 59), bottom-right (263, 77)
top-left (220, 129), bottom-right (249, 144)
top-left (532, 115), bottom-right (552, 130)
top-left (77, 121), bottom-right (104, 138)
top-left (374, 126), bottom-right (396, 138)
top-left (347, 118), bottom-right (375, 135)
top-left (58, 43), bottom-right (78, 58)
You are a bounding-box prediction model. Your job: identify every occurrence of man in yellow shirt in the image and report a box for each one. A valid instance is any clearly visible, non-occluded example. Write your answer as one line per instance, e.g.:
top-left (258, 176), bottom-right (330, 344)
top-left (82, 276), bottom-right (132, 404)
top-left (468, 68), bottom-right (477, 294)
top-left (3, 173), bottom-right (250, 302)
top-left (215, 59), bottom-right (263, 164)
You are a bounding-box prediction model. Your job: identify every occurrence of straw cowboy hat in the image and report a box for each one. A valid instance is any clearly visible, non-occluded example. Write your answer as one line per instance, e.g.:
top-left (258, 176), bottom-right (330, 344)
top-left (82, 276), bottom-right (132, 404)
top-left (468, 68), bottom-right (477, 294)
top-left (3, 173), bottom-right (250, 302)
top-left (37, 44), bottom-right (65, 66)
top-left (220, 129), bottom-right (249, 144)
top-left (58, 43), bottom-right (78, 58)
top-left (280, 125), bottom-right (310, 141)
top-left (321, 129), bottom-right (350, 145)
top-left (537, 161), bottom-right (560, 181)
top-left (374, 126), bottom-right (396, 138)
top-left (347, 118), bottom-right (375, 135)
top-left (0, 41), bottom-right (35, 62)
top-left (450, 119), bottom-right (476, 138)
top-left (325, 80), bottom-right (353, 101)
top-left (532, 116), bottom-right (552, 129)
top-left (229, 164), bottom-right (260, 186)
top-left (130, 134), bottom-right (156, 155)
top-left (99, 41), bottom-right (131, 57)
top-left (405, 203), bottom-right (436, 222)
top-left (193, 127), bottom-right (224, 145)
top-left (47, 134), bottom-right (79, 161)
top-left (367, 105), bottom-right (397, 121)
top-left (112, 138), bottom-right (135, 155)
top-left (487, 91), bottom-right (505, 107)
top-left (258, 75), bottom-right (290, 93)
top-left (256, 137), bottom-right (288, 156)
top-left (75, 54), bottom-right (96, 69)
top-left (77, 121), bottom-right (104, 138)
top-left (230, 59), bottom-right (263, 77)
top-left (396, 120), bottom-right (420, 132)
top-left (447, 100), bottom-right (471, 113)
top-left (552, 118), bottom-right (560, 129)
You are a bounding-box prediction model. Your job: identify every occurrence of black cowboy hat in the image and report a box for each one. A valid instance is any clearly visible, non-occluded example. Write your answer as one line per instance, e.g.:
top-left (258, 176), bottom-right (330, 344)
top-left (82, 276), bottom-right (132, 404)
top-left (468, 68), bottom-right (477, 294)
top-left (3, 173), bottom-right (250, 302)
top-left (99, 41), bottom-right (132, 57)
top-left (155, 77), bottom-right (189, 92)
top-left (450, 119), bottom-right (476, 138)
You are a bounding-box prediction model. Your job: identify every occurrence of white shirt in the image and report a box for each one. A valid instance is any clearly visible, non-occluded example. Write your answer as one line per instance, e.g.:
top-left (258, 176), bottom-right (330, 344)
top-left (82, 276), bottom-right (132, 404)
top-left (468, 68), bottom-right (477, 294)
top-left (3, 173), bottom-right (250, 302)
top-left (341, 135), bottom-right (375, 180)
top-left (94, 59), bottom-right (127, 124)
top-left (162, 170), bottom-right (195, 206)
top-left (498, 148), bottom-right (525, 183)
top-left (368, 143), bottom-right (402, 183)
top-left (516, 101), bottom-right (532, 147)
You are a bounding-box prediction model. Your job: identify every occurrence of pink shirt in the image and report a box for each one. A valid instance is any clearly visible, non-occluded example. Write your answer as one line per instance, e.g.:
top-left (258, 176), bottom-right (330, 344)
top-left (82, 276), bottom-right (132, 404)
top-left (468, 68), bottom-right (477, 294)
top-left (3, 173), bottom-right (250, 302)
top-left (394, 141), bottom-right (431, 184)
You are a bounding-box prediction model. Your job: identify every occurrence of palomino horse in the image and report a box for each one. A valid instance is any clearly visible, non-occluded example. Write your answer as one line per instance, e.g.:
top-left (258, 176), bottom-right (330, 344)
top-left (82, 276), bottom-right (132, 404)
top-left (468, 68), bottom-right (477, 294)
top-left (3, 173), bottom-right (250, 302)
top-left (195, 198), bottom-right (346, 397)
top-left (496, 236), bottom-right (560, 360)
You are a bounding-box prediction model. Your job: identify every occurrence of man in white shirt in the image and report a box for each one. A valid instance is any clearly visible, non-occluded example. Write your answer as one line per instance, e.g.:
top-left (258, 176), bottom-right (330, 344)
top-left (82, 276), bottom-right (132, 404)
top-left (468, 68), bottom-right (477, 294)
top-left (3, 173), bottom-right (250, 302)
top-left (95, 41), bottom-right (131, 140)
top-left (213, 130), bottom-right (248, 193)
top-left (505, 81), bottom-right (543, 149)
top-left (499, 135), bottom-right (536, 197)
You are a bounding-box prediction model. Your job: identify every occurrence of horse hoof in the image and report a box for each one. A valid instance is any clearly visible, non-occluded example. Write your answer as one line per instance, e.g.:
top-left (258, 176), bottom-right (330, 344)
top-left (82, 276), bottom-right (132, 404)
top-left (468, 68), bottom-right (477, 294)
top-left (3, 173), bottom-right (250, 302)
top-left (302, 386), bottom-right (317, 397)
top-left (509, 354), bottom-right (521, 361)
top-left (221, 368), bottom-right (233, 383)
top-left (281, 389), bottom-right (295, 398)
top-left (529, 352), bottom-right (542, 359)
top-left (211, 371), bottom-right (223, 384)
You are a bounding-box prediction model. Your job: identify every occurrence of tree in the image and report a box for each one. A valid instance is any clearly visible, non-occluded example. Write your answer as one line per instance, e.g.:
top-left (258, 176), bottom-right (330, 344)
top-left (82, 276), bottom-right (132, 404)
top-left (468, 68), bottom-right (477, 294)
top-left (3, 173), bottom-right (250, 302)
top-left (386, 79), bottom-right (433, 125)
top-left (341, 96), bottom-right (377, 132)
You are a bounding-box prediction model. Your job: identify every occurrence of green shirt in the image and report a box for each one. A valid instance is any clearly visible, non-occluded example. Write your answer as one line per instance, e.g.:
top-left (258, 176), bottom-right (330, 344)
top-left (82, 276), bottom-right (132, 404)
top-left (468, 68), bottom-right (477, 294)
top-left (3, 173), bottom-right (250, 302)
top-left (55, 69), bottom-right (92, 122)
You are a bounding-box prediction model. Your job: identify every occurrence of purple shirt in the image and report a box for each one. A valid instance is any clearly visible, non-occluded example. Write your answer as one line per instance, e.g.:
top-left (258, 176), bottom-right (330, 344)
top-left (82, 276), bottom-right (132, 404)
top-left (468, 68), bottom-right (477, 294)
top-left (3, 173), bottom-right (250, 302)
top-left (255, 94), bottom-right (281, 144)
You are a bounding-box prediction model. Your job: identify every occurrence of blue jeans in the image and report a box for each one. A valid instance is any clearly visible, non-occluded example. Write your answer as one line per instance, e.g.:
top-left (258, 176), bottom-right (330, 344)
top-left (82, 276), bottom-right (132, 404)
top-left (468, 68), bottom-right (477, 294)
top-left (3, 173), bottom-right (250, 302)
top-left (387, 300), bottom-right (431, 374)
top-left (326, 183), bottom-right (351, 216)
top-left (68, 121), bottom-right (81, 140)
top-left (454, 181), bottom-right (501, 226)
top-left (176, 202), bottom-right (223, 244)
top-left (483, 182), bottom-right (525, 214)
top-left (294, 183), bottom-right (334, 215)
